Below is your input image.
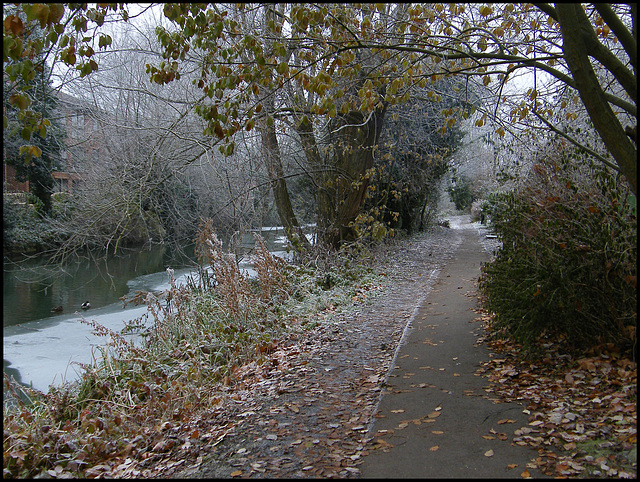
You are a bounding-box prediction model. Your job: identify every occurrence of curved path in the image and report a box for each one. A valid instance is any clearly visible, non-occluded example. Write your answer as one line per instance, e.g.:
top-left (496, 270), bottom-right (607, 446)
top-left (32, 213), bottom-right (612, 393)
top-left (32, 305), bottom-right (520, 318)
top-left (359, 219), bottom-right (549, 478)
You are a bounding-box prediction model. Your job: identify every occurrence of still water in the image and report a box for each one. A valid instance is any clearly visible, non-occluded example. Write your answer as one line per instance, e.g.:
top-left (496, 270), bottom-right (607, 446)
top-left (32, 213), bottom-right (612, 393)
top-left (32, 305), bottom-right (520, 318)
top-left (3, 228), bottom-right (291, 392)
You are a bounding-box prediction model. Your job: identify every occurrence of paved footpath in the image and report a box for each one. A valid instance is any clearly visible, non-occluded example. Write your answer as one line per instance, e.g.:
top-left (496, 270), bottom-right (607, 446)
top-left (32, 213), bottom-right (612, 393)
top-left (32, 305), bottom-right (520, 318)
top-left (360, 220), bottom-right (549, 478)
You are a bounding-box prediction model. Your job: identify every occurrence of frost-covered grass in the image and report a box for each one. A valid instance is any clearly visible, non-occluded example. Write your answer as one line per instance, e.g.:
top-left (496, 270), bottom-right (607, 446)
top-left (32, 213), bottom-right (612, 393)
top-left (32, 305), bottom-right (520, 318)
top-left (3, 219), bottom-right (384, 478)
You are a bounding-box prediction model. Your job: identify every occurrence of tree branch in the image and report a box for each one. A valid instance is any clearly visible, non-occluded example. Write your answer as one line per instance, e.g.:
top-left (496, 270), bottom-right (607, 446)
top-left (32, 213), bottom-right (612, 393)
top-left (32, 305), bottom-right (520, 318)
top-left (531, 108), bottom-right (621, 173)
top-left (593, 3), bottom-right (637, 71)
top-left (572, 5), bottom-right (637, 103)
top-left (533, 3), bottom-right (558, 21)
top-left (556, 4), bottom-right (637, 193)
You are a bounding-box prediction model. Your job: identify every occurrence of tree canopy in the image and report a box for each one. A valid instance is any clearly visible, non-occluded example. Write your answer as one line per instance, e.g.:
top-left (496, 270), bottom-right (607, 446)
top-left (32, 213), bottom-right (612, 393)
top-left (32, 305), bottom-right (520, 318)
top-left (4, 3), bottom-right (637, 242)
top-left (148, 3), bottom-right (636, 194)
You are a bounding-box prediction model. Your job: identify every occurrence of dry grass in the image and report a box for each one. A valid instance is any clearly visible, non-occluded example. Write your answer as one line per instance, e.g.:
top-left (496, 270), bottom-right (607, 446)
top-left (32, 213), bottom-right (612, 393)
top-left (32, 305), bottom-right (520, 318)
top-left (3, 218), bottom-right (381, 478)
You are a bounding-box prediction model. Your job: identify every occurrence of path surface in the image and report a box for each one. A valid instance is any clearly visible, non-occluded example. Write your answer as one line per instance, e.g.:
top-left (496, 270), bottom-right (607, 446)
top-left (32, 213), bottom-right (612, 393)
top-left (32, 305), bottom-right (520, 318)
top-left (359, 219), bottom-right (548, 478)
top-left (167, 216), bottom-right (552, 479)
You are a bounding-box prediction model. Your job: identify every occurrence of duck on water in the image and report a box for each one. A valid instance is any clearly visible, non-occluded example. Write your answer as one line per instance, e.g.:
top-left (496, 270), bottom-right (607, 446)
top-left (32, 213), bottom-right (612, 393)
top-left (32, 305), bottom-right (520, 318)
top-left (51, 302), bottom-right (90, 313)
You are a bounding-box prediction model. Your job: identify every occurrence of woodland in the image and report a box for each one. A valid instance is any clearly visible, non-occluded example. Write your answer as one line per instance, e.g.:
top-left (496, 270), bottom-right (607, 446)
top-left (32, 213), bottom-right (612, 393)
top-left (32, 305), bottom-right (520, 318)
top-left (2, 3), bottom-right (636, 478)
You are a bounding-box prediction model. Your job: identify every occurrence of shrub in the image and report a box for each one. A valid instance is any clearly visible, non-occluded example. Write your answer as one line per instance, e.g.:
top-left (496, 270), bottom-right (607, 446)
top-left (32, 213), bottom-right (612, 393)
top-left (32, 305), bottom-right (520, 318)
top-left (479, 149), bottom-right (636, 356)
top-left (3, 196), bottom-right (58, 253)
top-left (447, 175), bottom-right (475, 211)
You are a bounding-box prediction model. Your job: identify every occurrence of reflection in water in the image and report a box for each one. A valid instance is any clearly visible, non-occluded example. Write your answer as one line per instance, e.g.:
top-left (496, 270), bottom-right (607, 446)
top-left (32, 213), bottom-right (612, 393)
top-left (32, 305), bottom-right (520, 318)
top-left (3, 227), bottom-right (295, 392)
top-left (3, 244), bottom-right (197, 328)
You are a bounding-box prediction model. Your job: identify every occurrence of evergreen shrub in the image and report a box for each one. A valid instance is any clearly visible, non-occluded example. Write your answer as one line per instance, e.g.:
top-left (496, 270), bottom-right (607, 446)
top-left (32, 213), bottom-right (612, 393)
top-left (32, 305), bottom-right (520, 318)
top-left (479, 149), bottom-right (636, 355)
top-left (447, 175), bottom-right (475, 211)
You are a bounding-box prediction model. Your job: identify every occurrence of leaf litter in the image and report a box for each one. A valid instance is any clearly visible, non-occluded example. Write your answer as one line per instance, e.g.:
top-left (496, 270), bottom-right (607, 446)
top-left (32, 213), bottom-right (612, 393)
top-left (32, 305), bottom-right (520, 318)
top-left (475, 304), bottom-right (637, 478)
top-left (61, 226), bottom-right (459, 479)
top-left (8, 223), bottom-right (633, 479)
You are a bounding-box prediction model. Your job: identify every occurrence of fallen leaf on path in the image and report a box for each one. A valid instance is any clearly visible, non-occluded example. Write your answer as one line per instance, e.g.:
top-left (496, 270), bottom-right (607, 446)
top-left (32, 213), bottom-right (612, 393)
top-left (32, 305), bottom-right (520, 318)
top-left (521, 469), bottom-right (531, 478)
top-left (482, 435), bottom-right (495, 440)
top-left (285, 402), bottom-right (299, 413)
top-left (230, 470), bottom-right (242, 477)
top-left (507, 464), bottom-right (518, 469)
top-left (484, 449), bottom-right (494, 457)
top-left (391, 409), bottom-right (405, 413)
top-left (372, 439), bottom-right (394, 449)
top-left (427, 411), bottom-right (441, 419)
top-left (430, 446), bottom-right (439, 451)
top-left (497, 419), bottom-right (516, 424)
top-left (432, 430), bottom-right (444, 434)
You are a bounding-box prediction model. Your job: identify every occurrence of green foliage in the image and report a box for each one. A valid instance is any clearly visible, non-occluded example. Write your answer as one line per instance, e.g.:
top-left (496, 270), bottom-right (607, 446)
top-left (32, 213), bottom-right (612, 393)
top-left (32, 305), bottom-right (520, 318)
top-left (3, 196), bottom-right (58, 253)
top-left (479, 149), bottom-right (637, 355)
top-left (3, 35), bottom-right (65, 215)
top-left (3, 3), bottom-right (121, 162)
top-left (447, 174), bottom-right (475, 211)
top-left (349, 206), bottom-right (393, 242)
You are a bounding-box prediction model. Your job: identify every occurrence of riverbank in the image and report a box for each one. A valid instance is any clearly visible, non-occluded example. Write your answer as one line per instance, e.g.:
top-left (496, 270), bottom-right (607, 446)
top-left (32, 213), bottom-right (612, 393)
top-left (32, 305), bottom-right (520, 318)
top-left (3, 217), bottom-right (636, 478)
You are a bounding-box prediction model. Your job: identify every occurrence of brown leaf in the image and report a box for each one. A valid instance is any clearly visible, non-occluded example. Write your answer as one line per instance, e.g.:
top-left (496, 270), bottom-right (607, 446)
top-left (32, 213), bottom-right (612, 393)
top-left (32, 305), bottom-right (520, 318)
top-left (285, 402), bottom-right (300, 413)
top-left (372, 438), bottom-right (394, 449)
top-left (521, 469), bottom-right (531, 478)
top-left (152, 440), bottom-right (172, 452)
top-left (484, 449), bottom-right (494, 457)
top-left (430, 445), bottom-right (439, 451)
top-left (427, 411), bottom-right (441, 419)
top-left (497, 419), bottom-right (516, 424)
top-left (230, 470), bottom-right (242, 477)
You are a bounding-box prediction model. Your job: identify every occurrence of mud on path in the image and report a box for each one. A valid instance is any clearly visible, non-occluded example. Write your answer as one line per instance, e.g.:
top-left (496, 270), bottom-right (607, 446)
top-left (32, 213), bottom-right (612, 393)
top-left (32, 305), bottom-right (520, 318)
top-left (124, 216), bottom-right (489, 478)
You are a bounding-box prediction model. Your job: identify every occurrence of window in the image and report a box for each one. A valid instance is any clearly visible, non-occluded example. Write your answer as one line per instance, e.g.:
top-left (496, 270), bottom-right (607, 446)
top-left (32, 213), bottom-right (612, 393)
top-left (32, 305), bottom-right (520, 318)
top-left (71, 114), bottom-right (84, 129)
top-left (70, 114), bottom-right (85, 137)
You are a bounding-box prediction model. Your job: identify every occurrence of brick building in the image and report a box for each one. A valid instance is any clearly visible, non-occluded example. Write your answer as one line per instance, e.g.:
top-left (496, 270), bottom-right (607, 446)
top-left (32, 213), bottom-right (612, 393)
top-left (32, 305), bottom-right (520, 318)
top-left (3, 90), bottom-right (105, 195)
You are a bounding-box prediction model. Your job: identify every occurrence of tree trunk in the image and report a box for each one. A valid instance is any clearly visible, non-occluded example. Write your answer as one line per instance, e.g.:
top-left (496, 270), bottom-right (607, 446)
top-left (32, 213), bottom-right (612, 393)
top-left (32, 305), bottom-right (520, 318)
top-left (556, 4), bottom-right (637, 195)
top-left (321, 104), bottom-right (387, 248)
top-left (259, 115), bottom-right (310, 249)
top-left (294, 118), bottom-right (336, 245)
top-left (256, 4), bottom-right (310, 250)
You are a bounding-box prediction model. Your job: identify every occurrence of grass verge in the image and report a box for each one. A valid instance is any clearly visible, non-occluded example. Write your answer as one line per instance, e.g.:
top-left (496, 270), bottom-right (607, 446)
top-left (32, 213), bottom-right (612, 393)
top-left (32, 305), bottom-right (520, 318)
top-left (3, 222), bottom-right (384, 478)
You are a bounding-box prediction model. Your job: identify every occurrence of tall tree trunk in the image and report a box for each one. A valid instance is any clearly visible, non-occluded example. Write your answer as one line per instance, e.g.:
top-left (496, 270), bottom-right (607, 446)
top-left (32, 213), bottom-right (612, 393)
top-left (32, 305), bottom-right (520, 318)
top-left (294, 118), bottom-right (336, 245)
top-left (256, 4), bottom-right (310, 250)
top-left (556, 4), bottom-right (637, 194)
top-left (258, 112), bottom-right (310, 249)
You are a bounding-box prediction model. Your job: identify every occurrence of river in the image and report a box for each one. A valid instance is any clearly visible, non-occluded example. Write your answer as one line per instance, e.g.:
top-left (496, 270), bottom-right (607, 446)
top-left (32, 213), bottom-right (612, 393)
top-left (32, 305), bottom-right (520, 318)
top-left (3, 227), bottom-right (292, 393)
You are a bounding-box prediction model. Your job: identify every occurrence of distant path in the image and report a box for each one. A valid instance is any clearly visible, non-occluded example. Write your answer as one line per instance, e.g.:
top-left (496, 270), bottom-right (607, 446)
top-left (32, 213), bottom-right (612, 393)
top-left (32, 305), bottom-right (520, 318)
top-left (359, 218), bottom-right (549, 478)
